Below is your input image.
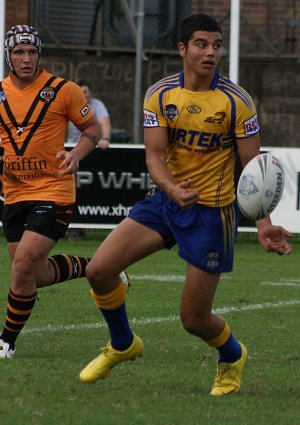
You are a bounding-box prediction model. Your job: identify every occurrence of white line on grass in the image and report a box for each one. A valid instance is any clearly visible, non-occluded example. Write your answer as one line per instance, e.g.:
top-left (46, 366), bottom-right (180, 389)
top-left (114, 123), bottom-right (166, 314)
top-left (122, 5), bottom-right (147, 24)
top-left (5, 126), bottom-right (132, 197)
top-left (131, 274), bottom-right (231, 282)
top-left (22, 299), bottom-right (300, 335)
top-left (260, 282), bottom-right (300, 287)
top-left (283, 279), bottom-right (300, 282)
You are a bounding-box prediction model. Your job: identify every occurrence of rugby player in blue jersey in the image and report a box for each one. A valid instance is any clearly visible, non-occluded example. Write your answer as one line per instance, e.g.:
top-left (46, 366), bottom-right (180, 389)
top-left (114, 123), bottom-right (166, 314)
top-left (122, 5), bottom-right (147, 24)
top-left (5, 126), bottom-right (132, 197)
top-left (79, 13), bottom-right (293, 395)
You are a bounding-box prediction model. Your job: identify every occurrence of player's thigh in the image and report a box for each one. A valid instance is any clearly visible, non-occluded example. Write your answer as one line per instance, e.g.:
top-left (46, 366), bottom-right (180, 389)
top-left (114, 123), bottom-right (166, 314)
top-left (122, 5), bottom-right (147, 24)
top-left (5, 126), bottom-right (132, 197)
top-left (180, 263), bottom-right (221, 319)
top-left (90, 217), bottom-right (165, 274)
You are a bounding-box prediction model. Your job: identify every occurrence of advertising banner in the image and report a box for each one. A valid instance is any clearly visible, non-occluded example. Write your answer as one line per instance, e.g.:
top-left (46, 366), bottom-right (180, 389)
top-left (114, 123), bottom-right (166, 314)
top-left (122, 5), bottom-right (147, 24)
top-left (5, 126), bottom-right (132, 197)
top-left (0, 145), bottom-right (299, 232)
top-left (263, 147), bottom-right (300, 233)
top-left (69, 144), bottom-right (150, 228)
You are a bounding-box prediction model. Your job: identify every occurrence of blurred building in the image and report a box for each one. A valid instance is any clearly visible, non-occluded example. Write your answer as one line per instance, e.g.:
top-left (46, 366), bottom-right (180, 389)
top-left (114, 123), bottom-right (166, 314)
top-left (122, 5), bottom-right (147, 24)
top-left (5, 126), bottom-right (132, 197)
top-left (4, 0), bottom-right (300, 146)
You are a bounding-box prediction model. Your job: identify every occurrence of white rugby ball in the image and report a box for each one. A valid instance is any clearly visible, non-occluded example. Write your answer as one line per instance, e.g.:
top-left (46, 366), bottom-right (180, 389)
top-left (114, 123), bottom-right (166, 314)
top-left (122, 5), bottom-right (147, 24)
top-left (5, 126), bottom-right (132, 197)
top-left (237, 153), bottom-right (285, 221)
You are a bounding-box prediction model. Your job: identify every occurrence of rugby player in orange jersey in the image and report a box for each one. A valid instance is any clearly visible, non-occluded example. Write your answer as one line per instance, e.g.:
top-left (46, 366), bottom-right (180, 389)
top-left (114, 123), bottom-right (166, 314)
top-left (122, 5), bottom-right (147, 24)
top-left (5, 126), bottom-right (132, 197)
top-left (0, 25), bottom-right (127, 359)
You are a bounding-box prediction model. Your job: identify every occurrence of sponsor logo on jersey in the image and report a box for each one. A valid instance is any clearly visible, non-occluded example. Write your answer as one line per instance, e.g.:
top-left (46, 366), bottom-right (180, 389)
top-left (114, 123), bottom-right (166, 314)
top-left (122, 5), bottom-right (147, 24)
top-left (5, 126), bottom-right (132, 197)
top-left (3, 155), bottom-right (47, 172)
top-left (243, 114), bottom-right (259, 135)
top-left (144, 109), bottom-right (158, 127)
top-left (204, 111), bottom-right (226, 124)
top-left (169, 127), bottom-right (233, 151)
top-left (0, 91), bottom-right (6, 104)
top-left (40, 87), bottom-right (55, 103)
top-left (81, 104), bottom-right (90, 117)
top-left (164, 104), bottom-right (179, 120)
top-left (187, 105), bottom-right (201, 114)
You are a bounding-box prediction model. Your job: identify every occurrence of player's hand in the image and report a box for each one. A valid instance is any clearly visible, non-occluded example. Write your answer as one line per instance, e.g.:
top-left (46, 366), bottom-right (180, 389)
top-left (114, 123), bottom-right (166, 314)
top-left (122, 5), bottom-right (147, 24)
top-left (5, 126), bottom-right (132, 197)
top-left (56, 150), bottom-right (80, 177)
top-left (257, 224), bottom-right (294, 255)
top-left (97, 138), bottom-right (109, 150)
top-left (170, 179), bottom-right (200, 209)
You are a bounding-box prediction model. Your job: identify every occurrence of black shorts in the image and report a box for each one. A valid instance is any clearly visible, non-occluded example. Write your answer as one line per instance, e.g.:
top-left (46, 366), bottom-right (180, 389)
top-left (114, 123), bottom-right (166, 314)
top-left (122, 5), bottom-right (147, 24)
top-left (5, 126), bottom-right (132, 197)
top-left (2, 201), bottom-right (74, 243)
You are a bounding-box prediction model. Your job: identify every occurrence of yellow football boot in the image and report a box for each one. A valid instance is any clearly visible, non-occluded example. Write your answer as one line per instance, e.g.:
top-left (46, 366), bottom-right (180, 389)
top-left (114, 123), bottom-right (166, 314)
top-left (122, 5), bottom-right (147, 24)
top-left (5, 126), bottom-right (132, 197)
top-left (210, 342), bottom-right (248, 396)
top-left (80, 334), bottom-right (144, 383)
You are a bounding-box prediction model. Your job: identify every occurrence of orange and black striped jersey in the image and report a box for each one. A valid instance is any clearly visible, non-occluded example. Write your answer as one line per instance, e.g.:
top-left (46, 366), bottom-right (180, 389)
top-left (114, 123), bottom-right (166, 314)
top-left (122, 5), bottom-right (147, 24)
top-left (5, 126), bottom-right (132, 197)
top-left (143, 71), bottom-right (259, 207)
top-left (0, 69), bottom-right (94, 204)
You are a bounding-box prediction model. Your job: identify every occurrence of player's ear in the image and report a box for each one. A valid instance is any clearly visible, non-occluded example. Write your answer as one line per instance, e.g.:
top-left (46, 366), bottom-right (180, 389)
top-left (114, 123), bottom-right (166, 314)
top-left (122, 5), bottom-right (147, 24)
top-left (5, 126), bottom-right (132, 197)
top-left (178, 42), bottom-right (187, 58)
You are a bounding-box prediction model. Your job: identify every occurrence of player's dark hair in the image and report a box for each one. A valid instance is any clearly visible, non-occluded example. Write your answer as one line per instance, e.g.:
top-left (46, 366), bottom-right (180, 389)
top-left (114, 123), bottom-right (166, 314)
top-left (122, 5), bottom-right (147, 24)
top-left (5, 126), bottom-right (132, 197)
top-left (179, 13), bottom-right (222, 46)
top-left (76, 78), bottom-right (91, 89)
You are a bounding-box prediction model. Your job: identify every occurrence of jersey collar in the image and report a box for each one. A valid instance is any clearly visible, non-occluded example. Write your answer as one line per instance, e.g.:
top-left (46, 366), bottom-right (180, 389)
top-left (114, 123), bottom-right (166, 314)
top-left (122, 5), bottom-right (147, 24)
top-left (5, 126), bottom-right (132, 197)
top-left (179, 70), bottom-right (220, 90)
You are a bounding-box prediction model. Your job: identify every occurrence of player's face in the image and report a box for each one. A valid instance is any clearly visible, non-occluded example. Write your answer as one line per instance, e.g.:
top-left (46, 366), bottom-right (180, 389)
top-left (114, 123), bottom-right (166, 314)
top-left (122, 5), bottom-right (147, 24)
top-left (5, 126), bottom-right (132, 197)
top-left (179, 31), bottom-right (222, 79)
top-left (10, 44), bottom-right (39, 81)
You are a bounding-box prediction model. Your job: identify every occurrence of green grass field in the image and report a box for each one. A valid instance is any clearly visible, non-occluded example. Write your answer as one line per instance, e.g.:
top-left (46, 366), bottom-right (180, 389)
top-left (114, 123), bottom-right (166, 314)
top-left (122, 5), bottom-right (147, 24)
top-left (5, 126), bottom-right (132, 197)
top-left (0, 231), bottom-right (299, 425)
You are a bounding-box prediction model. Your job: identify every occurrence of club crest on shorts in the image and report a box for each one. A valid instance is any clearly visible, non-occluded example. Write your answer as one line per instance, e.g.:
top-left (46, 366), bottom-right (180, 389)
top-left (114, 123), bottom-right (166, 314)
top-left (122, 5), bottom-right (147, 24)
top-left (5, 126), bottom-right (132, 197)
top-left (206, 251), bottom-right (219, 270)
top-left (40, 87), bottom-right (55, 102)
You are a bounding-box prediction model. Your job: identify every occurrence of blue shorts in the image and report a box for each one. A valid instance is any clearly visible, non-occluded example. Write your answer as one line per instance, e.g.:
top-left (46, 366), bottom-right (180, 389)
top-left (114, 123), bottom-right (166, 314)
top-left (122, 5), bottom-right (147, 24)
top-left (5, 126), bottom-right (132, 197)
top-left (128, 187), bottom-right (239, 273)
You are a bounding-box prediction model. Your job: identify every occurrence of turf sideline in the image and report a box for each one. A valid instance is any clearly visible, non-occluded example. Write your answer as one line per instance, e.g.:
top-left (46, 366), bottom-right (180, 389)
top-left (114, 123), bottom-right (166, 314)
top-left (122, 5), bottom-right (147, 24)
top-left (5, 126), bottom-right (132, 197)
top-left (22, 299), bottom-right (300, 335)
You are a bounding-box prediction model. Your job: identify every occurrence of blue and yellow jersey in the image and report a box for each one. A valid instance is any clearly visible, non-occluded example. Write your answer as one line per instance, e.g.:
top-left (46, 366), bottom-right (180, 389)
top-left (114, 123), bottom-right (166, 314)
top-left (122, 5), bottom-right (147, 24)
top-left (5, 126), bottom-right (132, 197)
top-left (143, 71), bottom-right (259, 207)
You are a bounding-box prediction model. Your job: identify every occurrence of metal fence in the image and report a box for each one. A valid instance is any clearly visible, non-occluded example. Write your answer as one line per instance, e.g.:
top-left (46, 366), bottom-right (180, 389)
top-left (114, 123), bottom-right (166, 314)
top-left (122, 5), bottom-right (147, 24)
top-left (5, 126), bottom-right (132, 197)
top-left (31, 0), bottom-right (191, 54)
top-left (26, 0), bottom-right (300, 146)
top-left (30, 0), bottom-right (300, 59)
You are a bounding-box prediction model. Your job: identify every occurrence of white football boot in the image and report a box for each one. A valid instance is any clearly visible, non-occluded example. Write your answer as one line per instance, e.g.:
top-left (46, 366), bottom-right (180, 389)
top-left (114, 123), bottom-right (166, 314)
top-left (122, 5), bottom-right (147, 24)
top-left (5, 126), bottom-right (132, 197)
top-left (0, 339), bottom-right (16, 359)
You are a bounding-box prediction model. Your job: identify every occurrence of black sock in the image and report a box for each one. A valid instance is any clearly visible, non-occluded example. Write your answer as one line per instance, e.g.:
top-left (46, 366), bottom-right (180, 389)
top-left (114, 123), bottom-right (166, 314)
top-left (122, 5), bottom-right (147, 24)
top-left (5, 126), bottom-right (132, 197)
top-left (0, 289), bottom-right (37, 349)
top-left (48, 255), bottom-right (90, 284)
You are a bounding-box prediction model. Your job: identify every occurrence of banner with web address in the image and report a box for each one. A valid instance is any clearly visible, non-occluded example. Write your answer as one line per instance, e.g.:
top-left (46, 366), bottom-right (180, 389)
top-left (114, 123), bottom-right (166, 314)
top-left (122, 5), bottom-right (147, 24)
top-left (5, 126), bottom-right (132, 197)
top-left (0, 145), bottom-right (299, 232)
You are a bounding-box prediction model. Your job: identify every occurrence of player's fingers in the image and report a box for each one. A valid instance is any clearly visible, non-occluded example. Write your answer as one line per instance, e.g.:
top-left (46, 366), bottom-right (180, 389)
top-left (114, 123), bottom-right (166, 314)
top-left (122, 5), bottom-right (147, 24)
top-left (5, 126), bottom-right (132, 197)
top-left (179, 179), bottom-right (192, 189)
top-left (58, 159), bottom-right (68, 169)
top-left (267, 239), bottom-right (292, 256)
top-left (271, 225), bottom-right (295, 240)
top-left (56, 150), bottom-right (67, 159)
top-left (58, 167), bottom-right (76, 178)
top-left (281, 228), bottom-right (295, 239)
top-left (283, 242), bottom-right (292, 255)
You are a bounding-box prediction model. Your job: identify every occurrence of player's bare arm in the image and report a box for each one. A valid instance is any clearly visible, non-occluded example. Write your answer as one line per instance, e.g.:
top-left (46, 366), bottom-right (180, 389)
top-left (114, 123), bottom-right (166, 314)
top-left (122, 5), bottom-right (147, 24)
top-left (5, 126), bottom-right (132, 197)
top-left (75, 115), bottom-right (102, 149)
top-left (144, 127), bottom-right (199, 208)
top-left (57, 116), bottom-right (101, 177)
top-left (236, 133), bottom-right (260, 167)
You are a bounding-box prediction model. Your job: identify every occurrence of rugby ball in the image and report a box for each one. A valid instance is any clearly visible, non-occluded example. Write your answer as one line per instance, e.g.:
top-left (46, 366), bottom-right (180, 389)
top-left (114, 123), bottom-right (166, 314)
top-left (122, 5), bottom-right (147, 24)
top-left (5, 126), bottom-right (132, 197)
top-left (237, 153), bottom-right (285, 221)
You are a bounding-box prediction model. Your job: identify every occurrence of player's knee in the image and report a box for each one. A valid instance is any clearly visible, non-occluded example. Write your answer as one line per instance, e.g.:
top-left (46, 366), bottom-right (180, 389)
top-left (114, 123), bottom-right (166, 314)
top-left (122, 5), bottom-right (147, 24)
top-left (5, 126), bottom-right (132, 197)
top-left (180, 312), bottom-right (211, 338)
top-left (180, 313), bottom-right (198, 335)
top-left (86, 261), bottom-right (100, 282)
top-left (85, 260), bottom-right (109, 284)
top-left (13, 255), bottom-right (35, 279)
